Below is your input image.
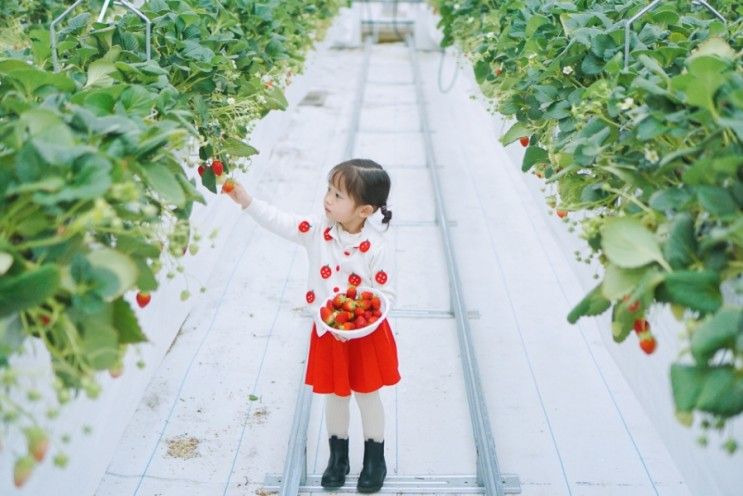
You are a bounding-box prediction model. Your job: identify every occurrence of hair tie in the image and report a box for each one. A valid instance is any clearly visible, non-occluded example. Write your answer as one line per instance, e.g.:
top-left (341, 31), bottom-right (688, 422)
top-left (380, 205), bottom-right (392, 224)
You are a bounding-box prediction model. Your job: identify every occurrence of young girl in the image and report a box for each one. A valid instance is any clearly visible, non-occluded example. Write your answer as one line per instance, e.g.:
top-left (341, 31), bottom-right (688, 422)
top-left (226, 158), bottom-right (399, 493)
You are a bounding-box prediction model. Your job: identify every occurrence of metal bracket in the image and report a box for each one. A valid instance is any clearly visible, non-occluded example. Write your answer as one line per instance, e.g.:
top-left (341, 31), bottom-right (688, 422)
top-left (264, 474), bottom-right (522, 494)
top-left (51, 0), bottom-right (152, 72)
top-left (624, 0), bottom-right (727, 70)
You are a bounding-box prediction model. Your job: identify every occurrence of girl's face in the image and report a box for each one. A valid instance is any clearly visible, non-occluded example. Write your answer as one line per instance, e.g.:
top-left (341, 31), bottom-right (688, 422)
top-left (324, 179), bottom-right (372, 229)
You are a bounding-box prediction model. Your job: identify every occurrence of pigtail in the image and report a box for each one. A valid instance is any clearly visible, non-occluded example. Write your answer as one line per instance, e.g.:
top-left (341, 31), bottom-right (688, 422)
top-left (380, 205), bottom-right (392, 228)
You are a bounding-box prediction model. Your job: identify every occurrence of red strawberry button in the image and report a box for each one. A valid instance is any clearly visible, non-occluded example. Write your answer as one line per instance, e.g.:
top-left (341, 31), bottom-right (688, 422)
top-left (333, 287), bottom-right (339, 293)
top-left (306, 290), bottom-right (315, 303)
top-left (324, 227), bottom-right (333, 241)
top-left (375, 270), bottom-right (388, 285)
top-left (359, 240), bottom-right (371, 253)
top-left (320, 265), bottom-right (332, 279)
top-left (344, 251), bottom-right (350, 256)
top-left (298, 220), bottom-right (311, 233)
top-left (348, 273), bottom-right (362, 286)
top-left (336, 265), bottom-right (340, 271)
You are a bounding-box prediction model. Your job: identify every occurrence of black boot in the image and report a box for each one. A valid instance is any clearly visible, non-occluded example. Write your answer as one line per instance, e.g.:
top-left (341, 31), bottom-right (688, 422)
top-left (357, 439), bottom-right (386, 493)
top-left (321, 436), bottom-right (349, 488)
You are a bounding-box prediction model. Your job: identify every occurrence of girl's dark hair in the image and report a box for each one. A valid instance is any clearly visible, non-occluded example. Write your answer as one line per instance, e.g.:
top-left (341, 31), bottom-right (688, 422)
top-left (328, 158), bottom-right (393, 227)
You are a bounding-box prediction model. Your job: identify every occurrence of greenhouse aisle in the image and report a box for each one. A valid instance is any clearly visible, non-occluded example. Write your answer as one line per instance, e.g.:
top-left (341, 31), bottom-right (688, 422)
top-left (97, 37), bottom-right (690, 496)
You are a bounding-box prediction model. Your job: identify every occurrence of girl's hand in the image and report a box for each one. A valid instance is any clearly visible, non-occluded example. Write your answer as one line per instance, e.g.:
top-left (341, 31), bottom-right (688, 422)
top-left (224, 180), bottom-right (252, 209)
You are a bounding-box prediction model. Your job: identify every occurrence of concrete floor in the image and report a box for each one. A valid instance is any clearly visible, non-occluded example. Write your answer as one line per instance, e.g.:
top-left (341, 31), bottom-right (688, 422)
top-left (96, 39), bottom-right (690, 496)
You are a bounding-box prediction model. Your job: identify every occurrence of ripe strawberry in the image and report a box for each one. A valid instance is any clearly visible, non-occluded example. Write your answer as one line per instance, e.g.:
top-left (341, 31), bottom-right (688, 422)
top-left (373, 309), bottom-right (382, 317)
top-left (336, 312), bottom-right (350, 324)
top-left (342, 300), bottom-right (356, 312)
top-left (355, 316), bottom-right (368, 327)
top-left (519, 136), bottom-right (529, 147)
top-left (342, 322), bottom-right (354, 330)
top-left (364, 310), bottom-right (372, 320)
top-left (320, 307), bottom-right (334, 324)
top-left (221, 179), bottom-right (235, 194)
top-left (368, 315), bottom-right (379, 324)
top-left (25, 427), bottom-right (48, 462)
top-left (197, 165), bottom-right (205, 176)
top-left (211, 160), bottom-right (224, 176)
top-left (361, 291), bottom-right (374, 300)
top-left (358, 299), bottom-right (371, 311)
top-left (639, 333), bottom-right (657, 355)
top-left (633, 319), bottom-right (649, 333)
top-left (136, 291), bottom-right (151, 308)
top-left (14, 456), bottom-right (34, 488)
top-left (346, 286), bottom-right (357, 299)
top-left (556, 209), bottom-right (568, 219)
top-left (326, 299), bottom-right (334, 311)
top-left (354, 307), bottom-right (365, 317)
top-left (333, 294), bottom-right (346, 309)
top-left (370, 297), bottom-right (381, 311)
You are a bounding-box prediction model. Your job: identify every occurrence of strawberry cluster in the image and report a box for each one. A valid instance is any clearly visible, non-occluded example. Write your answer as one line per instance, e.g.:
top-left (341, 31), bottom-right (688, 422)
top-left (320, 286), bottom-right (383, 331)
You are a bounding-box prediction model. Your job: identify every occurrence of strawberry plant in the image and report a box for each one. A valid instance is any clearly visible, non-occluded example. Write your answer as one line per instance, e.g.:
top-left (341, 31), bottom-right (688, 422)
top-left (0, 0), bottom-right (343, 485)
top-left (436, 0), bottom-right (743, 449)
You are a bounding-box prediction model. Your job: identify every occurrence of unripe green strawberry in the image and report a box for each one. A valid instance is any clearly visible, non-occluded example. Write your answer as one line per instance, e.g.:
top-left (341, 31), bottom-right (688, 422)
top-left (25, 427), bottom-right (49, 462)
top-left (14, 455), bottom-right (35, 487)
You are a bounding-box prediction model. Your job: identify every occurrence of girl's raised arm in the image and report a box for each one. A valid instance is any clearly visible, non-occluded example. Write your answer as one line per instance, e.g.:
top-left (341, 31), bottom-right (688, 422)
top-left (226, 181), bottom-right (317, 247)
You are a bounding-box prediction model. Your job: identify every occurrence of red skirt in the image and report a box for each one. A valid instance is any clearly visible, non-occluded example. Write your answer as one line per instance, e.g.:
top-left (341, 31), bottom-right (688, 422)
top-left (304, 318), bottom-right (400, 396)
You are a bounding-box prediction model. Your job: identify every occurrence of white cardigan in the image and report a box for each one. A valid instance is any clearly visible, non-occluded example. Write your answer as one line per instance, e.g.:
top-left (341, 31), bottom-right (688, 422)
top-left (243, 197), bottom-right (397, 336)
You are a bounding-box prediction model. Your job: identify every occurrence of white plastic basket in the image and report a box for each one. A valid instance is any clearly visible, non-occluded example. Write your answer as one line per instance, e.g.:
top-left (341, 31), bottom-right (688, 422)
top-left (317, 286), bottom-right (389, 340)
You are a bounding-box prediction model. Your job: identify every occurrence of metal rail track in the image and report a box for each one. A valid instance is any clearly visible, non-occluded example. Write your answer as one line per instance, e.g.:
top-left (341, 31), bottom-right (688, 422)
top-left (264, 33), bottom-right (520, 495)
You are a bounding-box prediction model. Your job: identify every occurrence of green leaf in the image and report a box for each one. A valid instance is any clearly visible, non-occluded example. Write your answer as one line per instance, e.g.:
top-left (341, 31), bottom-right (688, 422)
top-left (601, 217), bottom-right (667, 269)
top-left (690, 308), bottom-right (742, 364)
top-left (81, 323), bottom-right (118, 370)
top-left (601, 264), bottom-right (646, 300)
top-left (656, 270), bottom-right (722, 315)
top-left (696, 186), bottom-right (737, 217)
top-left (696, 366), bottom-right (743, 417)
top-left (649, 187), bottom-right (693, 211)
top-left (0, 265), bottom-right (61, 317)
top-left (86, 249), bottom-right (138, 301)
top-left (223, 138), bottom-right (258, 158)
top-left (113, 299), bottom-right (147, 344)
top-left (141, 164), bottom-right (186, 207)
top-left (500, 121), bottom-right (529, 146)
top-left (567, 283), bottom-right (611, 324)
top-left (671, 364), bottom-right (707, 413)
top-left (20, 108), bottom-right (74, 147)
top-left (85, 59), bottom-right (118, 88)
top-left (521, 146), bottom-right (548, 172)
top-left (670, 56), bottom-right (730, 113)
top-left (663, 213), bottom-right (697, 269)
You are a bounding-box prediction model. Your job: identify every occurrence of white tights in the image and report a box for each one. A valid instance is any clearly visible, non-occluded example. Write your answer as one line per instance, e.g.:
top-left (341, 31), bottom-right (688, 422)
top-left (325, 391), bottom-right (385, 442)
